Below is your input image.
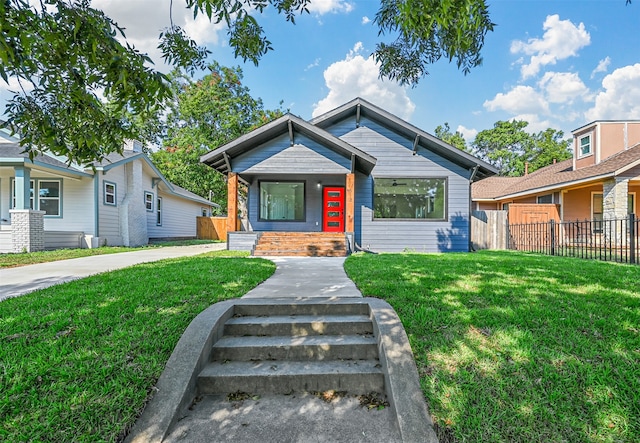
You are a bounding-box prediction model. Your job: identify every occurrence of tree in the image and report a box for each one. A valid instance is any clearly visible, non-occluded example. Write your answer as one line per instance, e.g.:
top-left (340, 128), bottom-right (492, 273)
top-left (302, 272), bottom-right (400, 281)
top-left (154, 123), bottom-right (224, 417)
top-left (434, 122), bottom-right (469, 152)
top-left (1, 0), bottom-right (495, 164)
top-left (471, 120), bottom-right (571, 176)
top-left (150, 63), bottom-right (284, 211)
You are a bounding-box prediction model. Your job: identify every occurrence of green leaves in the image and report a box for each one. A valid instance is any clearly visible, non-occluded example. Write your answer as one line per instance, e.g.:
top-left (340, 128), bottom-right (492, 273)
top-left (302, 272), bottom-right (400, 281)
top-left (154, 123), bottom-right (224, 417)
top-left (374, 0), bottom-right (495, 85)
top-left (471, 120), bottom-right (571, 176)
top-left (1, 0), bottom-right (171, 165)
top-left (150, 63), bottom-right (284, 209)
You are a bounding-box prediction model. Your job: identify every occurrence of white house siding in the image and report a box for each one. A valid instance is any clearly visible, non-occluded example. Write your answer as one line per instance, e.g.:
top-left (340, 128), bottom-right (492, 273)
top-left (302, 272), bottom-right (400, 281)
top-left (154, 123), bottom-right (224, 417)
top-left (336, 118), bottom-right (472, 253)
top-left (42, 177), bottom-right (95, 233)
top-left (147, 191), bottom-right (201, 239)
top-left (0, 174), bottom-right (10, 227)
top-left (98, 169), bottom-right (126, 246)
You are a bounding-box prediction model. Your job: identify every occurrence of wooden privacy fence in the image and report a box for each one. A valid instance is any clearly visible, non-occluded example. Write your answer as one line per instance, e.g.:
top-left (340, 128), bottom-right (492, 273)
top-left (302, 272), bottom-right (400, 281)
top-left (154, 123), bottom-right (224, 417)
top-left (471, 210), bottom-right (508, 250)
top-left (196, 216), bottom-right (228, 241)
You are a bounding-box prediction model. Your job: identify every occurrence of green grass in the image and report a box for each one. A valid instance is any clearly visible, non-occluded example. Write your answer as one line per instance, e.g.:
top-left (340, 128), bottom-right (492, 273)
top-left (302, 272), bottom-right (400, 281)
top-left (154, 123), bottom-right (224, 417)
top-left (345, 250), bottom-right (640, 443)
top-left (0, 250), bottom-right (275, 442)
top-left (0, 240), bottom-right (220, 268)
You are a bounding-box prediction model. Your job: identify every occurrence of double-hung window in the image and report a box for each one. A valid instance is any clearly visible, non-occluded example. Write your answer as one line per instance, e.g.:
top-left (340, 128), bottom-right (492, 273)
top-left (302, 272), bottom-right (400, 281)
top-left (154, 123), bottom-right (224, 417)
top-left (104, 182), bottom-right (116, 206)
top-left (144, 191), bottom-right (154, 212)
top-left (579, 135), bottom-right (592, 157)
top-left (374, 178), bottom-right (447, 220)
top-left (156, 197), bottom-right (162, 226)
top-left (11, 178), bottom-right (61, 216)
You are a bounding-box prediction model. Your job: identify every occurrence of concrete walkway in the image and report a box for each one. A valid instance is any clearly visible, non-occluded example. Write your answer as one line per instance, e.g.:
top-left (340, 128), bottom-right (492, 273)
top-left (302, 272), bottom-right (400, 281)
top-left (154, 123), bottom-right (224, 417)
top-left (242, 256), bottom-right (362, 298)
top-left (0, 243), bottom-right (226, 301)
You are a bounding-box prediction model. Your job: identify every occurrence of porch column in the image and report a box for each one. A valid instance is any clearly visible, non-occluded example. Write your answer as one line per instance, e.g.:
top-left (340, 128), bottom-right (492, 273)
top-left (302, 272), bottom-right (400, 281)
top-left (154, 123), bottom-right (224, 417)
top-left (14, 166), bottom-right (31, 210)
top-left (227, 172), bottom-right (238, 238)
top-left (602, 177), bottom-right (629, 245)
top-left (10, 209), bottom-right (45, 252)
top-left (345, 173), bottom-right (355, 232)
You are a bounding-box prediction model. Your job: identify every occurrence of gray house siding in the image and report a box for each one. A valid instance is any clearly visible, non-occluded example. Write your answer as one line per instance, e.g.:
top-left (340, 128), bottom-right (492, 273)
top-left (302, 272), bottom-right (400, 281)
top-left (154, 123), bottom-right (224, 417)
top-left (246, 173), bottom-right (348, 232)
top-left (339, 120), bottom-right (472, 252)
top-left (233, 133), bottom-right (351, 175)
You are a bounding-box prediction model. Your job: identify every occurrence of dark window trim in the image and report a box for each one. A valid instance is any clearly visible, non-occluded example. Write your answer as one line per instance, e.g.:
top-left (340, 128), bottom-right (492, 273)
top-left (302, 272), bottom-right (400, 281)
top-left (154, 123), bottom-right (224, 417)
top-left (104, 181), bottom-right (117, 206)
top-left (258, 180), bottom-right (307, 223)
top-left (372, 176), bottom-right (448, 222)
top-left (144, 191), bottom-right (154, 212)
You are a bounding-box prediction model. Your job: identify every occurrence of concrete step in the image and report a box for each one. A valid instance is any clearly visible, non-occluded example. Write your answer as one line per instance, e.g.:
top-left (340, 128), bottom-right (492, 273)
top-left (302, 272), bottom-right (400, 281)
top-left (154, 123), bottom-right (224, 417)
top-left (212, 334), bottom-right (378, 361)
top-left (223, 314), bottom-right (373, 336)
top-left (233, 302), bottom-right (370, 317)
top-left (198, 359), bottom-right (384, 394)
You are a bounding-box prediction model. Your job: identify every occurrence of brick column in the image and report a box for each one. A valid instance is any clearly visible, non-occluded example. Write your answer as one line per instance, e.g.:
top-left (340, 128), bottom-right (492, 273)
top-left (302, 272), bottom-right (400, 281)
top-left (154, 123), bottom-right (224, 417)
top-left (602, 177), bottom-right (629, 245)
top-left (10, 209), bottom-right (45, 252)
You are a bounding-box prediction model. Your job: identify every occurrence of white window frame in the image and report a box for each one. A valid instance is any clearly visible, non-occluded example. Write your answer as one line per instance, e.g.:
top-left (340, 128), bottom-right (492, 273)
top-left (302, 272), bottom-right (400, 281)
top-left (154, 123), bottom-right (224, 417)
top-left (104, 181), bottom-right (117, 206)
top-left (37, 180), bottom-right (62, 217)
top-left (11, 178), bottom-right (34, 210)
top-left (579, 134), bottom-right (592, 158)
top-left (144, 191), bottom-right (154, 212)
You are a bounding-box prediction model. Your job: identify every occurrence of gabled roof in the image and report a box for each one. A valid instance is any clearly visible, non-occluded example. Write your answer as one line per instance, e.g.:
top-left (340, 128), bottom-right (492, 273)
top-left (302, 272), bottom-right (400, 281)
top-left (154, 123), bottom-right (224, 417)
top-left (0, 143), bottom-right (216, 207)
top-left (310, 97), bottom-right (498, 180)
top-left (472, 143), bottom-right (640, 201)
top-left (200, 113), bottom-right (377, 175)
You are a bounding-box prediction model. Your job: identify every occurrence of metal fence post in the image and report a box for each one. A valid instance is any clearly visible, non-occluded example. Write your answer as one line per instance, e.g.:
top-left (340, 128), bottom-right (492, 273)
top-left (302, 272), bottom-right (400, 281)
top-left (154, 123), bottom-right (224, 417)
top-left (630, 213), bottom-right (636, 264)
top-left (550, 219), bottom-right (555, 256)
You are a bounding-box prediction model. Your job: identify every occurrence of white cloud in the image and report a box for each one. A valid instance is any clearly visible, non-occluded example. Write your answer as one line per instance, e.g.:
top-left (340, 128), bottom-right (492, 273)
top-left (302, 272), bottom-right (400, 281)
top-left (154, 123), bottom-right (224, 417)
top-left (0, 76), bottom-right (34, 94)
top-left (457, 125), bottom-right (477, 143)
top-left (305, 58), bottom-right (321, 71)
top-left (538, 72), bottom-right (590, 104)
top-left (512, 114), bottom-right (555, 133)
top-left (312, 42), bottom-right (415, 120)
top-left (511, 14), bottom-right (590, 79)
top-left (307, 0), bottom-right (354, 15)
top-left (484, 85), bottom-right (549, 115)
top-left (591, 56), bottom-right (611, 79)
top-left (586, 63), bottom-right (640, 121)
top-left (92, 0), bottom-right (225, 70)
top-left (361, 16), bottom-right (371, 25)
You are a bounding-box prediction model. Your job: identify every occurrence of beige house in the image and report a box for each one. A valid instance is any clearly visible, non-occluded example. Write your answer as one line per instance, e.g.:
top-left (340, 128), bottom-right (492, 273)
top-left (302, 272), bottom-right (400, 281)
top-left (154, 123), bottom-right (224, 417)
top-left (473, 121), bottom-right (640, 225)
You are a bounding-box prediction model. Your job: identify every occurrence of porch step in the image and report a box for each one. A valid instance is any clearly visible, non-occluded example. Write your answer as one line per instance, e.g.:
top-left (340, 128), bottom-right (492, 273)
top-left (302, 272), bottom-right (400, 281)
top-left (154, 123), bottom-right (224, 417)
top-left (197, 300), bottom-right (384, 396)
top-left (252, 232), bottom-right (348, 257)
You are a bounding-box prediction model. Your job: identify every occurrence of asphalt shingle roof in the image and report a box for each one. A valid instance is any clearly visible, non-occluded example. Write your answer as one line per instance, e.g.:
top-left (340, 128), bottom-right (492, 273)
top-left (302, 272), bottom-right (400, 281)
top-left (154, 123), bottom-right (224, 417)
top-left (472, 143), bottom-right (640, 200)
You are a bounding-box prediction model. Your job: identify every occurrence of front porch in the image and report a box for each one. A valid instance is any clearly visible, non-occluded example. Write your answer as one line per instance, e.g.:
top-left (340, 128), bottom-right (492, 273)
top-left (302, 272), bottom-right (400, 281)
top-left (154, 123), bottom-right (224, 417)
top-left (240, 231), bottom-right (350, 257)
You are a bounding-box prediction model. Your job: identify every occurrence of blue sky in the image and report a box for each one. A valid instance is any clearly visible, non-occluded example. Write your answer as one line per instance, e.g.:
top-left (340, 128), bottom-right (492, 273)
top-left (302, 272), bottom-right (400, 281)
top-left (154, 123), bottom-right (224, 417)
top-left (3, 0), bottom-right (640, 144)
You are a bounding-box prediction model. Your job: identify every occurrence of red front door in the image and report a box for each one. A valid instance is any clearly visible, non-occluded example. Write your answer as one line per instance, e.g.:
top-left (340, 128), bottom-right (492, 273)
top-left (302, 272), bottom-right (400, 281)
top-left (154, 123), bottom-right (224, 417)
top-left (323, 187), bottom-right (345, 232)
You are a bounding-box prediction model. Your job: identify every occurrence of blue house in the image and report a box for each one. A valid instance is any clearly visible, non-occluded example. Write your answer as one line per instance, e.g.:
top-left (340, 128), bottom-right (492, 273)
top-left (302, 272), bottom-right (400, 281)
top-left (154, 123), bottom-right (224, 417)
top-left (201, 98), bottom-right (496, 255)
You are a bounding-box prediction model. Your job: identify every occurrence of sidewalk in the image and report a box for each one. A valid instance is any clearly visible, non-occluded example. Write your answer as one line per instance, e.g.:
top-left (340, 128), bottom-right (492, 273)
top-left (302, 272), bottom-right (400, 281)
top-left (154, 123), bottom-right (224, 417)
top-left (0, 243), bottom-right (226, 301)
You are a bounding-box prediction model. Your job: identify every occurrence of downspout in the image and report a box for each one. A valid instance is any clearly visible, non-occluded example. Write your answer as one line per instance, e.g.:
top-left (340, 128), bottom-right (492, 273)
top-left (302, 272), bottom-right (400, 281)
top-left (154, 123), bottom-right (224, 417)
top-left (469, 166), bottom-right (479, 252)
top-left (94, 174), bottom-right (100, 244)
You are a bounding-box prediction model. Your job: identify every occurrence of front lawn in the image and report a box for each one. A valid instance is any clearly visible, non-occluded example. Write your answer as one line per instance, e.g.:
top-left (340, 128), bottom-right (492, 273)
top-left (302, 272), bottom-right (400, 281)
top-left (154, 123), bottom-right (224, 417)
top-left (0, 240), bottom-right (220, 268)
top-left (0, 251), bottom-right (275, 442)
top-left (345, 250), bottom-right (640, 443)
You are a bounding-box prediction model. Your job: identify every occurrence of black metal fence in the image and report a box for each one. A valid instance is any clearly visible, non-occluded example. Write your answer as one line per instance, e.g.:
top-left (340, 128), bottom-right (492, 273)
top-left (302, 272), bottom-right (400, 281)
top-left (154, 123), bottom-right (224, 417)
top-left (508, 214), bottom-right (639, 264)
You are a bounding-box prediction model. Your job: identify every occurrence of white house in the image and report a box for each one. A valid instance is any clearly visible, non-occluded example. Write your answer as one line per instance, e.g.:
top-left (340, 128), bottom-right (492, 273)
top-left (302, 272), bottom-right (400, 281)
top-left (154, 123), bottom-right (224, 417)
top-left (0, 135), bottom-right (216, 253)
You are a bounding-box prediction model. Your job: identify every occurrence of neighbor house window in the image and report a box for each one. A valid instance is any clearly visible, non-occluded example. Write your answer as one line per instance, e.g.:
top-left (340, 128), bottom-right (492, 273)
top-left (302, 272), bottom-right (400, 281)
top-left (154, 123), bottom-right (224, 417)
top-left (201, 207), bottom-right (208, 217)
top-left (259, 181), bottom-right (305, 221)
top-left (537, 194), bottom-right (553, 204)
top-left (579, 135), bottom-right (591, 157)
top-left (11, 179), bottom-right (34, 210)
top-left (374, 178), bottom-right (446, 220)
top-left (592, 193), bottom-right (603, 233)
top-left (144, 191), bottom-right (153, 212)
top-left (156, 197), bottom-right (162, 226)
top-left (38, 180), bottom-right (61, 216)
top-left (104, 182), bottom-right (116, 206)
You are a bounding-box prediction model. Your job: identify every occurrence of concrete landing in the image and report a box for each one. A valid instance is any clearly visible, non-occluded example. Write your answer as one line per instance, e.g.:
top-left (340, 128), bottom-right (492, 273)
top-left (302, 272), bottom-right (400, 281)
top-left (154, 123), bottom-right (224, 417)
top-left (164, 393), bottom-right (402, 443)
